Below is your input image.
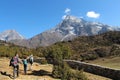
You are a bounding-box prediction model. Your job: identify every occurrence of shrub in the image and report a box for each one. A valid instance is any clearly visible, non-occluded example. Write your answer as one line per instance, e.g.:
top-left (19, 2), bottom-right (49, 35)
top-left (40, 59), bottom-right (48, 64)
top-left (110, 44), bottom-right (120, 56)
top-left (44, 44), bottom-right (72, 65)
top-left (52, 62), bottom-right (88, 80)
top-left (95, 48), bottom-right (110, 57)
top-left (80, 51), bottom-right (99, 60)
top-left (52, 65), bottom-right (63, 78)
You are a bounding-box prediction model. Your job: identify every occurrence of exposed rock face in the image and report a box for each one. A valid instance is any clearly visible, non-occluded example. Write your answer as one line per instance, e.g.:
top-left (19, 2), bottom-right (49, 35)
top-left (0, 30), bottom-right (25, 41)
top-left (4, 15), bottom-right (119, 48)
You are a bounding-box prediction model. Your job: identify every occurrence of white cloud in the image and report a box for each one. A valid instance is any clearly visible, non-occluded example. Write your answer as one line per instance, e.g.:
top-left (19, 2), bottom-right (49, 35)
top-left (62, 15), bottom-right (67, 19)
top-left (62, 8), bottom-right (71, 19)
top-left (65, 8), bottom-right (71, 14)
top-left (86, 11), bottom-right (100, 18)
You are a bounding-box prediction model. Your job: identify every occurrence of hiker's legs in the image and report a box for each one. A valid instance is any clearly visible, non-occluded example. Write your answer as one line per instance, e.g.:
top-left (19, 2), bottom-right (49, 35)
top-left (30, 61), bottom-right (33, 70)
top-left (13, 66), bottom-right (16, 78)
top-left (24, 64), bottom-right (27, 74)
top-left (30, 64), bottom-right (31, 70)
top-left (16, 65), bottom-right (19, 77)
top-left (13, 66), bottom-right (18, 78)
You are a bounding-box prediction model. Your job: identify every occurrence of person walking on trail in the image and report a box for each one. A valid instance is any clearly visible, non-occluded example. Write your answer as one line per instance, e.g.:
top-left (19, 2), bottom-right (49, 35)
top-left (22, 56), bottom-right (28, 75)
top-left (9, 53), bottom-right (20, 78)
top-left (29, 54), bottom-right (34, 70)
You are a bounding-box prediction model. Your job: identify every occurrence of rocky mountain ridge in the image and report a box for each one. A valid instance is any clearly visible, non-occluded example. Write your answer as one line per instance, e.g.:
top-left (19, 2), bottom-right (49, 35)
top-left (0, 30), bottom-right (25, 41)
top-left (0, 15), bottom-right (119, 48)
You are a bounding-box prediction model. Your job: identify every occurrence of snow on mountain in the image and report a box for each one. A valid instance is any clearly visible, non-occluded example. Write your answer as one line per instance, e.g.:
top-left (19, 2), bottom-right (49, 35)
top-left (64, 15), bottom-right (83, 23)
top-left (55, 15), bottom-right (113, 36)
top-left (26, 15), bottom-right (117, 48)
top-left (9, 15), bottom-right (119, 48)
top-left (0, 30), bottom-right (25, 41)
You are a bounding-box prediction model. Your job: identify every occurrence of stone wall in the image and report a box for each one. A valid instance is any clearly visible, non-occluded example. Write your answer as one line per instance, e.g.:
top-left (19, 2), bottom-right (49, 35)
top-left (65, 60), bottom-right (120, 80)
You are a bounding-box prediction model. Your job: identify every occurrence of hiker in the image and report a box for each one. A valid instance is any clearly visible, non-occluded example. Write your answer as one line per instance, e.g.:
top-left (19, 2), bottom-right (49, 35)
top-left (9, 53), bottom-right (20, 78)
top-left (29, 54), bottom-right (34, 70)
top-left (22, 55), bottom-right (28, 75)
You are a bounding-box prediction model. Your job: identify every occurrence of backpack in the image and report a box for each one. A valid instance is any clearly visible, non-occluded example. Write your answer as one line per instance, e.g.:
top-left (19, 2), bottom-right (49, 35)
top-left (9, 57), bottom-right (14, 66)
top-left (29, 56), bottom-right (33, 63)
top-left (10, 57), bottom-right (18, 67)
top-left (22, 59), bottom-right (27, 65)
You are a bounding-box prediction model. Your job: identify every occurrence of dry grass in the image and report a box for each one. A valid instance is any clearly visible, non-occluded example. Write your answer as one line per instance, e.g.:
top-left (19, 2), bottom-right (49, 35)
top-left (0, 57), bottom-right (60, 80)
top-left (0, 57), bottom-right (117, 80)
top-left (85, 57), bottom-right (120, 80)
top-left (71, 69), bottom-right (112, 80)
top-left (88, 56), bottom-right (120, 70)
top-left (84, 72), bottom-right (112, 80)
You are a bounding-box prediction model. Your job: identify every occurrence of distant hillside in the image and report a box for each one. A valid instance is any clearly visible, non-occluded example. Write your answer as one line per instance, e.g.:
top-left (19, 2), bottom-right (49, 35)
top-left (0, 31), bottom-right (120, 62)
top-left (0, 40), bottom-right (35, 57)
top-left (42, 31), bottom-right (120, 61)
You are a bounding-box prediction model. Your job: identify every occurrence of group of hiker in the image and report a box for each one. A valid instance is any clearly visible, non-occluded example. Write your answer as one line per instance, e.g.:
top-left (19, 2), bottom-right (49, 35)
top-left (9, 53), bottom-right (34, 78)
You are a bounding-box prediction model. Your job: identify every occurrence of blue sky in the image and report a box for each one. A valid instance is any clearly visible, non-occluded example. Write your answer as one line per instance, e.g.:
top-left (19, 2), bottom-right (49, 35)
top-left (0, 0), bottom-right (120, 38)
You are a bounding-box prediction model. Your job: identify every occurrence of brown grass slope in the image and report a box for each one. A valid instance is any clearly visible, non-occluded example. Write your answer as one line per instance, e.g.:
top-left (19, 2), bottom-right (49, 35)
top-left (46, 31), bottom-right (120, 61)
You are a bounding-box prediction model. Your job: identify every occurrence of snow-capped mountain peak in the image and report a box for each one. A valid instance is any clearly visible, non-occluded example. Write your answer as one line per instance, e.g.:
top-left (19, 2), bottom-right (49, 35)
top-left (52, 15), bottom-right (117, 40)
top-left (0, 30), bottom-right (25, 41)
top-left (64, 15), bottom-right (83, 23)
top-left (6, 15), bottom-right (119, 48)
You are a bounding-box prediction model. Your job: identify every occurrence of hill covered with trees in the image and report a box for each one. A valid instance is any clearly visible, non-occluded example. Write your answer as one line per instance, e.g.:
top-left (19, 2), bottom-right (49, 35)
top-left (0, 31), bottom-right (120, 80)
top-left (1, 31), bottom-right (120, 60)
top-left (41, 31), bottom-right (120, 61)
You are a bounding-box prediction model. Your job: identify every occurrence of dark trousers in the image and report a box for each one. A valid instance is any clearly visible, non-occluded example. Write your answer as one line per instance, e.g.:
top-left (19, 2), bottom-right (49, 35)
top-left (30, 61), bottom-right (33, 65)
top-left (13, 65), bottom-right (19, 78)
top-left (24, 64), bottom-right (27, 75)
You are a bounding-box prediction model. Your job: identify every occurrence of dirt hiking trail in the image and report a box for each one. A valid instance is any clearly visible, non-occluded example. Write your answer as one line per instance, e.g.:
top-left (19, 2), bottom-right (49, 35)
top-left (0, 57), bottom-right (59, 80)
